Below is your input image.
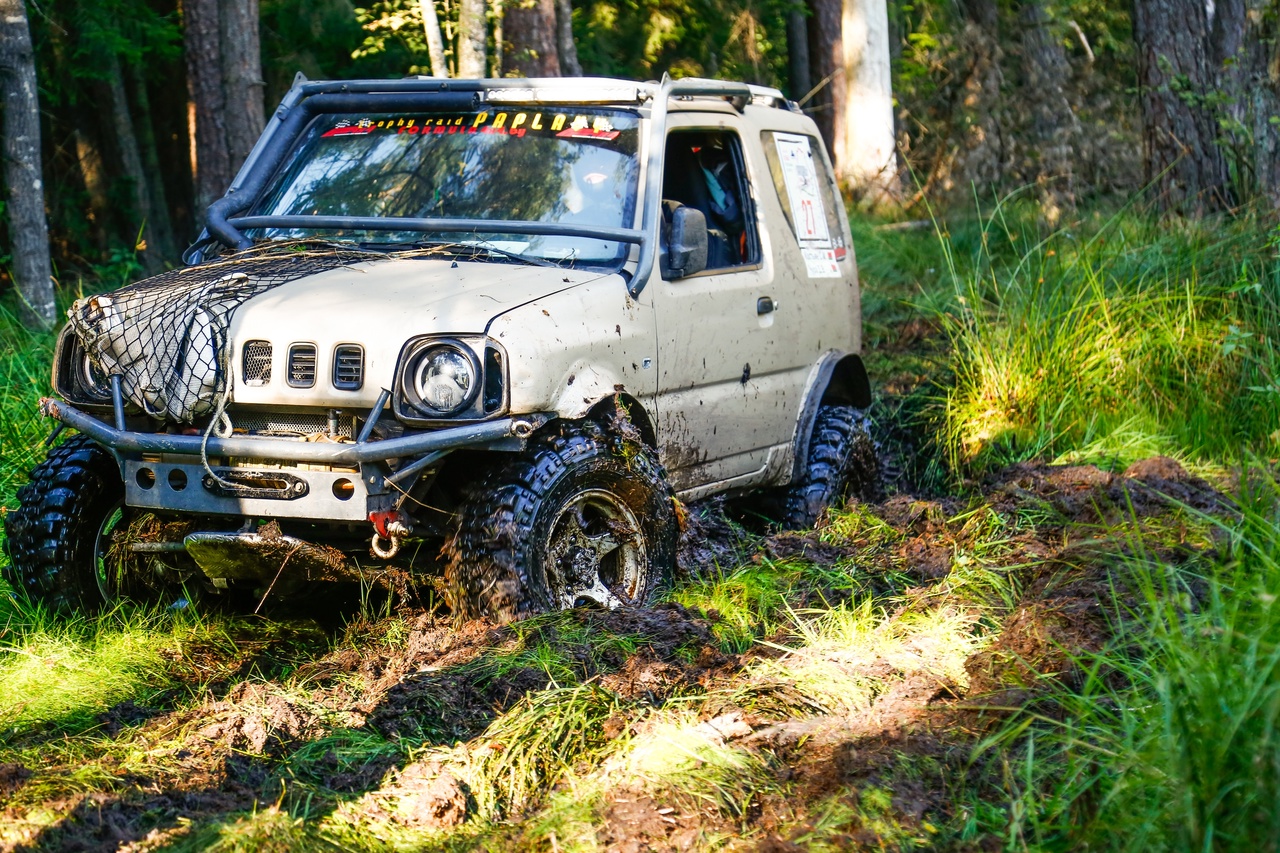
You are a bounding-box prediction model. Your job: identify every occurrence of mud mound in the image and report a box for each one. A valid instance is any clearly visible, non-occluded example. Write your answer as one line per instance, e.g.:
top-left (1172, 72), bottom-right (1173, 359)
top-left (193, 682), bottom-right (326, 755)
top-left (677, 498), bottom-right (755, 578)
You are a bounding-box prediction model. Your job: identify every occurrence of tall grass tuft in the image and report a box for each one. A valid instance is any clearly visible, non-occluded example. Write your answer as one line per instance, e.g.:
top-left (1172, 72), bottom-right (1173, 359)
top-left (0, 302), bottom-right (57, 517)
top-left (1003, 465), bottom-right (1280, 850)
top-left (938, 200), bottom-right (1280, 473)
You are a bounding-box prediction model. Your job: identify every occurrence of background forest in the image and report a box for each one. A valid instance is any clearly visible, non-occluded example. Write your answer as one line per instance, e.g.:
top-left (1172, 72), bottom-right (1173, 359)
top-left (4, 0), bottom-right (1280, 851)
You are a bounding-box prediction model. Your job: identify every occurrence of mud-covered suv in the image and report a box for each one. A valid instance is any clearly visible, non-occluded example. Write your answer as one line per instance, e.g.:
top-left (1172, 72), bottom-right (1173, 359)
top-left (4, 75), bottom-right (876, 621)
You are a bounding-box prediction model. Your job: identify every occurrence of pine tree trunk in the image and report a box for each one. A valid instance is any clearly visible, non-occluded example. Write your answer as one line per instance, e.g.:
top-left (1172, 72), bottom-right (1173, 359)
top-left (0, 0), bottom-right (55, 328)
top-left (1133, 0), bottom-right (1231, 213)
top-left (838, 0), bottom-right (899, 204)
top-left (505, 0), bottom-right (560, 76)
top-left (458, 0), bottom-right (488, 77)
top-left (73, 129), bottom-right (110, 250)
top-left (106, 53), bottom-right (162, 273)
top-left (555, 0), bottom-right (582, 76)
top-left (946, 0), bottom-right (1005, 199)
top-left (184, 0), bottom-right (231, 211)
top-left (1018, 0), bottom-right (1079, 222)
top-left (807, 0), bottom-right (845, 161)
top-left (219, 0), bottom-right (265, 167)
top-left (419, 0), bottom-right (450, 77)
top-left (127, 60), bottom-right (179, 262)
top-left (787, 9), bottom-right (811, 101)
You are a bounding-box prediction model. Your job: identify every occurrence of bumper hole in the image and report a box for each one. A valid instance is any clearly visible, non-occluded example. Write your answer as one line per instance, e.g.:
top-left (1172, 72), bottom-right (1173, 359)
top-left (332, 478), bottom-right (354, 501)
top-left (136, 468), bottom-right (155, 489)
top-left (167, 469), bottom-right (188, 491)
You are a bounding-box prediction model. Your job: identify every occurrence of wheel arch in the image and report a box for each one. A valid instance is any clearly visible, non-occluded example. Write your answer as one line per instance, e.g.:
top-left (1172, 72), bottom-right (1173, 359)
top-left (789, 352), bottom-right (872, 483)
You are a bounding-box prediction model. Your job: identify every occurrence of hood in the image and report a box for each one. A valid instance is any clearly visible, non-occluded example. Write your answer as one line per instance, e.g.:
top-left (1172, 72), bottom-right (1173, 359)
top-left (227, 255), bottom-right (617, 409)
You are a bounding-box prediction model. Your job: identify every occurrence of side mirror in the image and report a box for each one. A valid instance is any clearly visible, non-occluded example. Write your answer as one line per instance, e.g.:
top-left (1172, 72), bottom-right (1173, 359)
top-left (661, 206), bottom-right (709, 279)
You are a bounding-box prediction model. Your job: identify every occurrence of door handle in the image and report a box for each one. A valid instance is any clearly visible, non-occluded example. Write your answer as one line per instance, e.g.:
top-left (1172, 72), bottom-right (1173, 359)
top-left (757, 296), bottom-right (778, 315)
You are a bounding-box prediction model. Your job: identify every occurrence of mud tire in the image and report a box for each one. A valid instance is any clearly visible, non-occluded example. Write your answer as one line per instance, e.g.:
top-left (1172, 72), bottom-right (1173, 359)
top-left (445, 420), bottom-right (677, 622)
top-left (780, 405), bottom-right (880, 530)
top-left (3, 434), bottom-right (126, 611)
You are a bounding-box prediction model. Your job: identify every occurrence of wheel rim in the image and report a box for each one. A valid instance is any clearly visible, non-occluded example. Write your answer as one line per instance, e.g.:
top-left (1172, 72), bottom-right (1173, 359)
top-left (544, 488), bottom-right (647, 609)
top-left (93, 503), bottom-right (128, 603)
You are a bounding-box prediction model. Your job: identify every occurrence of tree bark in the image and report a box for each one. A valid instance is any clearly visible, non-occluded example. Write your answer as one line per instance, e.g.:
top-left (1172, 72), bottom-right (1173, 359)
top-left (419, 0), bottom-right (450, 77)
top-left (0, 0), bottom-right (55, 328)
top-left (106, 53), bottom-right (161, 273)
top-left (946, 0), bottom-right (1006, 199)
top-left (219, 0), bottom-right (265, 167)
top-left (555, 0), bottom-right (582, 76)
top-left (74, 129), bottom-right (110, 250)
top-left (838, 0), bottom-right (899, 204)
top-left (505, 0), bottom-right (560, 76)
top-left (184, 0), bottom-right (231, 211)
top-left (1133, 0), bottom-right (1231, 214)
top-left (1018, 0), bottom-right (1079, 222)
top-left (807, 0), bottom-right (845, 162)
top-left (458, 0), bottom-right (488, 77)
top-left (787, 9), bottom-right (811, 101)
top-left (127, 60), bottom-right (179, 265)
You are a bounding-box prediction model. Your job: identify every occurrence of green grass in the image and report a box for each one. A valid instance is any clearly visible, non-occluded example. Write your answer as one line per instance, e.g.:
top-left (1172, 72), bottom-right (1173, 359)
top-left (932, 198), bottom-right (1280, 475)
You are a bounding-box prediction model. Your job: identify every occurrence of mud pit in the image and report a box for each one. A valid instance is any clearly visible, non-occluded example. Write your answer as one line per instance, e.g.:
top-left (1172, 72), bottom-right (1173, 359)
top-left (0, 453), bottom-right (1232, 852)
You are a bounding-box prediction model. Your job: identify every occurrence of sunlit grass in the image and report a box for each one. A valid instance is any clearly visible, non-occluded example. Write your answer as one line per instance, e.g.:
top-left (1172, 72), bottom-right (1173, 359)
top-left (936, 200), bottom-right (1280, 474)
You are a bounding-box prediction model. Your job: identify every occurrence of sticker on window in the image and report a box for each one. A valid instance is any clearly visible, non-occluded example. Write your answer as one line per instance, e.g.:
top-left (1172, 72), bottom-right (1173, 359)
top-left (772, 133), bottom-right (840, 277)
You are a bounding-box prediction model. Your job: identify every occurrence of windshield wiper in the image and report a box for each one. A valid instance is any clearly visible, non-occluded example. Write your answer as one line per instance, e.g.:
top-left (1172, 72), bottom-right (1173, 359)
top-left (356, 239), bottom-right (564, 269)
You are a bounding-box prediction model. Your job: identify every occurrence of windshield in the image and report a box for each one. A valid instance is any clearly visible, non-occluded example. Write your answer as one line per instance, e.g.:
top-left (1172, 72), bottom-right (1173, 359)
top-left (248, 108), bottom-right (641, 266)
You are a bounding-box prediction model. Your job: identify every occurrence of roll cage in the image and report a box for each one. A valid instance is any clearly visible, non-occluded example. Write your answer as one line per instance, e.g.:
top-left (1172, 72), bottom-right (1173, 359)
top-left (193, 75), bottom-right (799, 297)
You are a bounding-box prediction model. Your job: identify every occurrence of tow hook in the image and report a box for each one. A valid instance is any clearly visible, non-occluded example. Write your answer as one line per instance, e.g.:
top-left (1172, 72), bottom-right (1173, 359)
top-left (369, 511), bottom-right (412, 559)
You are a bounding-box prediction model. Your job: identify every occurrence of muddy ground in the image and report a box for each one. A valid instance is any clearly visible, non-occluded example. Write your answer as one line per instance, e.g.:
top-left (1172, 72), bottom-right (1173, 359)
top-left (0, 409), bottom-right (1231, 850)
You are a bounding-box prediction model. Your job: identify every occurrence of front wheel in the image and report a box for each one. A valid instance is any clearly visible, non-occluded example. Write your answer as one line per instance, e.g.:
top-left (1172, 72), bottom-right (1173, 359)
top-left (445, 421), bottom-right (677, 622)
top-left (3, 435), bottom-right (199, 611)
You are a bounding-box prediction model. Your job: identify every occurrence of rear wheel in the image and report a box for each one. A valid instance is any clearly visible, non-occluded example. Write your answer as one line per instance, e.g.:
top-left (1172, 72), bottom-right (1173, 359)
top-left (445, 421), bottom-right (677, 622)
top-left (780, 405), bottom-right (880, 530)
top-left (3, 435), bottom-right (198, 611)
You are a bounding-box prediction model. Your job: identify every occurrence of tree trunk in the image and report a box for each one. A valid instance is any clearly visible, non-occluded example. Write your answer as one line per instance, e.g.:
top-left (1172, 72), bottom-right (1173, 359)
top-left (945, 0), bottom-right (1006, 200)
top-left (74, 129), bottom-right (110, 250)
top-left (787, 9), bottom-right (811, 101)
top-left (458, 0), bottom-right (488, 77)
top-left (219, 0), bottom-right (265, 167)
top-left (127, 60), bottom-right (179, 265)
top-left (106, 53), bottom-right (161, 273)
top-left (184, 0), bottom-right (231, 211)
top-left (0, 0), bottom-right (55, 328)
top-left (1018, 0), bottom-right (1079, 222)
top-left (1133, 0), bottom-right (1231, 214)
top-left (555, 0), bottom-right (582, 76)
top-left (838, 0), bottom-right (899, 204)
top-left (505, 0), bottom-right (560, 76)
top-left (807, 0), bottom-right (845, 162)
top-left (492, 0), bottom-right (504, 76)
top-left (420, 0), bottom-right (450, 77)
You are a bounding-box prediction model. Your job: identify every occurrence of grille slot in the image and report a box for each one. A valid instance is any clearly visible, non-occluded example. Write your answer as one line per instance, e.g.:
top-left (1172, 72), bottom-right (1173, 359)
top-left (242, 340), bottom-right (272, 386)
top-left (333, 344), bottom-right (364, 390)
top-left (287, 343), bottom-right (317, 387)
top-left (230, 411), bottom-right (354, 438)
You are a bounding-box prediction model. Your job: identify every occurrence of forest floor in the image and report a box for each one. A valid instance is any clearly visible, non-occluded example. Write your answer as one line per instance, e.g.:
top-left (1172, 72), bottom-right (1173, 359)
top-left (0, 350), bottom-right (1234, 853)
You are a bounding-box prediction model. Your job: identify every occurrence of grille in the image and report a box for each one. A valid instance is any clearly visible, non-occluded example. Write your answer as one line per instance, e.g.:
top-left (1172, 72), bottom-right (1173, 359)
top-left (242, 340), bottom-right (272, 386)
top-left (287, 343), bottom-right (317, 387)
top-left (230, 411), bottom-right (354, 438)
top-left (333, 344), bottom-right (364, 390)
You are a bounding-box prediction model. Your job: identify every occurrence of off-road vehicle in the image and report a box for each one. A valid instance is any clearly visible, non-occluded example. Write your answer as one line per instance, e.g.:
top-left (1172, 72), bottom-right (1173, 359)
top-left (4, 75), bottom-right (876, 621)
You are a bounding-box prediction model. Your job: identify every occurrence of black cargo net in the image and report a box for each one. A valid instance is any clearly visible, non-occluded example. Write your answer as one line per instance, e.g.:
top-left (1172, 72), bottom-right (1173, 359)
top-left (68, 249), bottom-right (379, 424)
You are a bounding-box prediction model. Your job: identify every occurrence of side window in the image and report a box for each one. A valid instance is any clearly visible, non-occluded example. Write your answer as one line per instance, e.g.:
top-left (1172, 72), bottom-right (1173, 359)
top-left (760, 130), bottom-right (847, 254)
top-left (661, 129), bottom-right (760, 272)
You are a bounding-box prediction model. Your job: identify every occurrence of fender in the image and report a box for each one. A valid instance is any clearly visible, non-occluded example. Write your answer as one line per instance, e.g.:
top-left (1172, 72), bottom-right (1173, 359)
top-left (788, 351), bottom-right (873, 484)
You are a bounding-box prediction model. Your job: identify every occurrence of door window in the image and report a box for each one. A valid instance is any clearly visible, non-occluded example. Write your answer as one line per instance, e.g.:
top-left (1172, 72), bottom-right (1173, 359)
top-left (661, 130), bottom-right (760, 272)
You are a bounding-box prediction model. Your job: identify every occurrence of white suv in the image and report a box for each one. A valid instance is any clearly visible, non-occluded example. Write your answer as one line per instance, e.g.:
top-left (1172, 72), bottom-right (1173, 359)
top-left (5, 75), bottom-right (877, 621)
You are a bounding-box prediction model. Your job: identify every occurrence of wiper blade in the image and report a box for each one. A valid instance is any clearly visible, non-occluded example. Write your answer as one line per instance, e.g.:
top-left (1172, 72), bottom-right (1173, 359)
top-left (357, 239), bottom-right (564, 269)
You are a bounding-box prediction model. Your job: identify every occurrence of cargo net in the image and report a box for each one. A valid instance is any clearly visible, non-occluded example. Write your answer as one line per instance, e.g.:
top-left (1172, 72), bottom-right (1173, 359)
top-left (68, 249), bottom-right (377, 424)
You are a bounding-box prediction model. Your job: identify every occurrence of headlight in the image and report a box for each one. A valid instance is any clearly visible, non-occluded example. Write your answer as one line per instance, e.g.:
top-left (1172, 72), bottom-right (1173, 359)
top-left (411, 344), bottom-right (479, 416)
top-left (75, 351), bottom-right (113, 401)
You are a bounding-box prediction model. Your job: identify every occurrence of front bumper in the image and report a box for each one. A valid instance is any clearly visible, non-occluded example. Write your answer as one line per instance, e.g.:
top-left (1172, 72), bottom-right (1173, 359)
top-left (40, 397), bottom-right (550, 522)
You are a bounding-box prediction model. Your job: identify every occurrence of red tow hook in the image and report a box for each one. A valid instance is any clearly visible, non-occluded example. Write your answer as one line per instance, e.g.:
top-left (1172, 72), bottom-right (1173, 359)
top-left (368, 511), bottom-right (412, 559)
